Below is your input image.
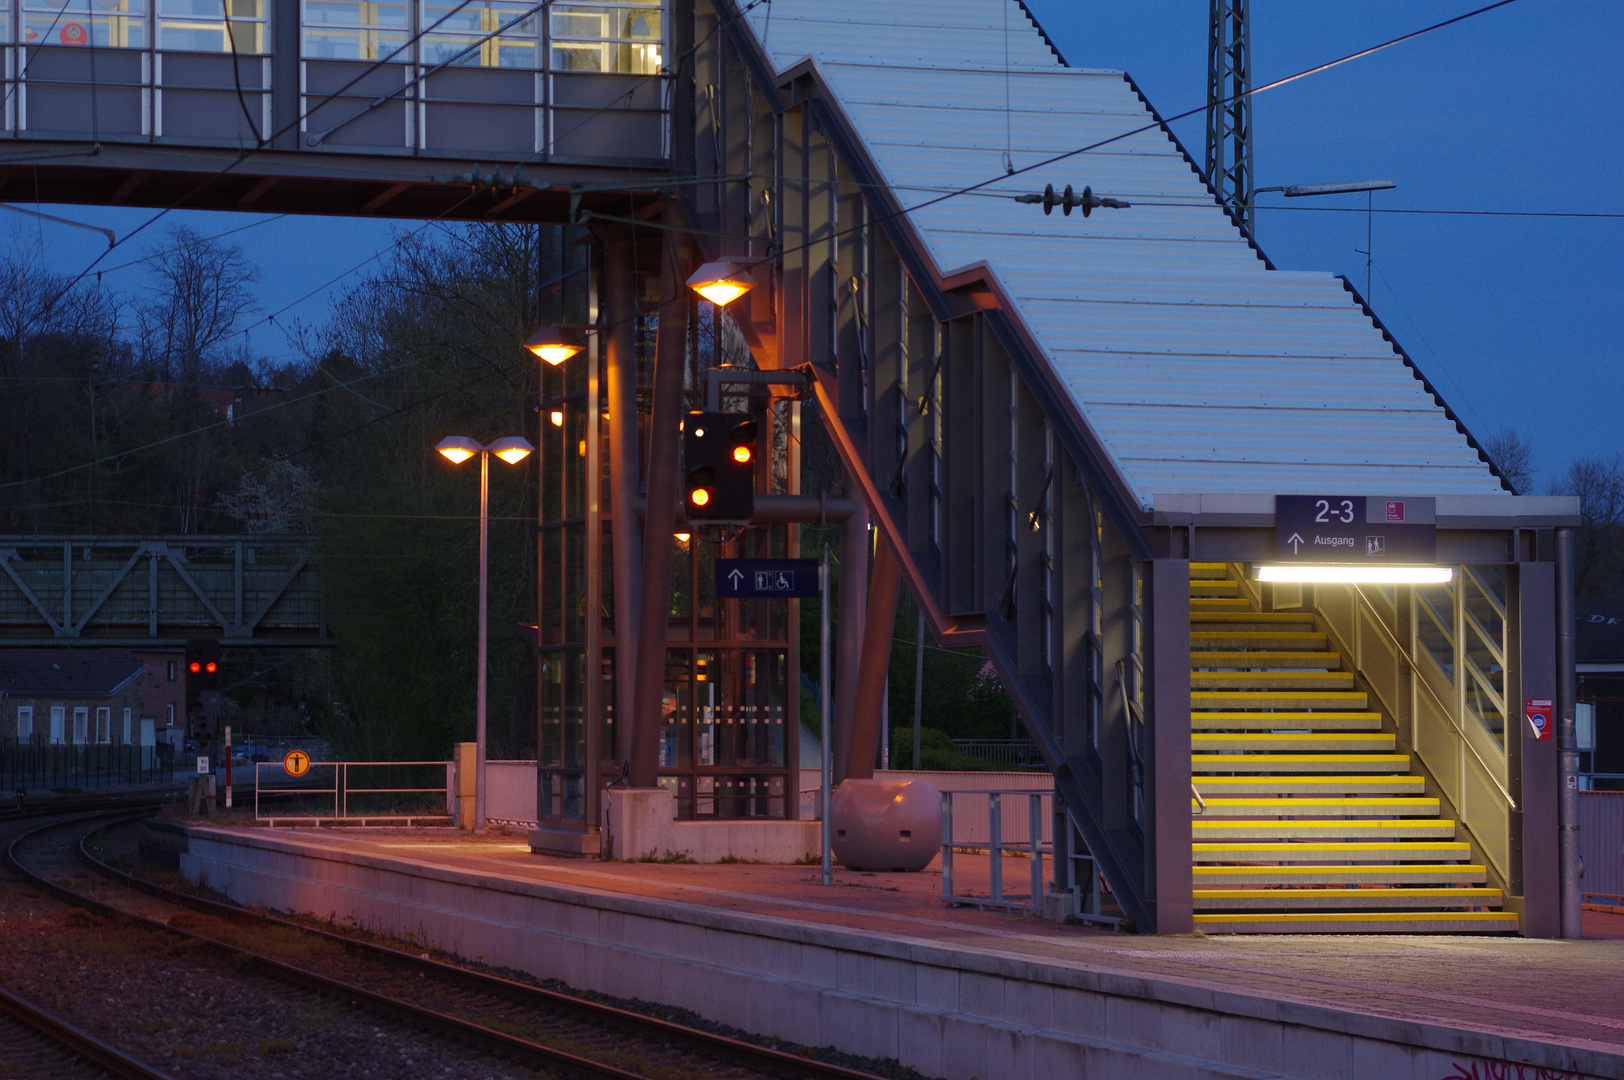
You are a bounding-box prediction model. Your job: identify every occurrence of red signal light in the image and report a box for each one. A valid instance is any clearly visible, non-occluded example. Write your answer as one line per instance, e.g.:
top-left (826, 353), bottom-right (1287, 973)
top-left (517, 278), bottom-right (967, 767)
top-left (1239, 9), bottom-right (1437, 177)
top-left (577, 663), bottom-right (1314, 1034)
top-left (189, 661), bottom-right (201, 674)
top-left (732, 445), bottom-right (752, 464)
top-left (205, 662), bottom-right (217, 674)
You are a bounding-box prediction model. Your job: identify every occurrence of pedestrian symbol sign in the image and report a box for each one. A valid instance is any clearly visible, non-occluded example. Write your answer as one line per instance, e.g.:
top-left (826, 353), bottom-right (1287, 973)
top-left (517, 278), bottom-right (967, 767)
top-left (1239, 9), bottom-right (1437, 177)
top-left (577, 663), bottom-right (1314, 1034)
top-left (714, 558), bottom-right (820, 599)
top-left (283, 750), bottom-right (311, 777)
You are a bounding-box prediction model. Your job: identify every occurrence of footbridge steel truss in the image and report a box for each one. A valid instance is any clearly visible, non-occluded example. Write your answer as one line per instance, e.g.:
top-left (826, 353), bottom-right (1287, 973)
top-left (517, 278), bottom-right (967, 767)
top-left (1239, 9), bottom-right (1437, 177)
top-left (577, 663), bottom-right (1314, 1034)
top-left (0, 536), bottom-right (322, 646)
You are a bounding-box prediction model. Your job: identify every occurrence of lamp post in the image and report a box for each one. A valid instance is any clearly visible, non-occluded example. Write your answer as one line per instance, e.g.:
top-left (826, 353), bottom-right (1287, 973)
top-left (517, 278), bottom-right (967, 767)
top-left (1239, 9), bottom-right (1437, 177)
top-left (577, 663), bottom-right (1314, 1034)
top-left (1253, 178), bottom-right (1396, 297)
top-left (435, 435), bottom-right (535, 834)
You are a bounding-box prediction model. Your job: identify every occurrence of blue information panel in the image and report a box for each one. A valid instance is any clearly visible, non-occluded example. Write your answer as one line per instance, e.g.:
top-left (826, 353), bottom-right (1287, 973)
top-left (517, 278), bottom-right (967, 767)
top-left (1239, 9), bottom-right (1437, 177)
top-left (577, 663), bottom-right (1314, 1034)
top-left (715, 558), bottom-right (821, 599)
top-left (1274, 496), bottom-right (1436, 562)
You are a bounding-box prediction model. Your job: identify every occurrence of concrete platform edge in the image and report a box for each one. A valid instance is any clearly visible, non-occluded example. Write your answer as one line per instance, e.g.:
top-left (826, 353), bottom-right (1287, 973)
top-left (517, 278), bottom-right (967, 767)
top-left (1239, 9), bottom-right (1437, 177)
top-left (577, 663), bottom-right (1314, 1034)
top-left (177, 826), bottom-right (1622, 1080)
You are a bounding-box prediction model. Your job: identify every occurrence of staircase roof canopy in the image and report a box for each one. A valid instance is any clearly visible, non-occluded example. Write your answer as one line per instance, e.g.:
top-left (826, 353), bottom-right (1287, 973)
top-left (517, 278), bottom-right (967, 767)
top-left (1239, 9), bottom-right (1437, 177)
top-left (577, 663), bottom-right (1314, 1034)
top-left (740, 0), bottom-right (1510, 511)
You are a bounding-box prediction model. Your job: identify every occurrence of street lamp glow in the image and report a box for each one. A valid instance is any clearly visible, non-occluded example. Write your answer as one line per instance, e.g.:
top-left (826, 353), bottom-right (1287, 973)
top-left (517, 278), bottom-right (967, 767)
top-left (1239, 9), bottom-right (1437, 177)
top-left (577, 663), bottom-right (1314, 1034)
top-left (686, 259), bottom-right (755, 307)
top-left (548, 409), bottom-right (564, 428)
top-left (524, 324), bottom-right (583, 365)
top-left (488, 436), bottom-right (535, 465)
top-left (1256, 565), bottom-right (1453, 584)
top-left (435, 436), bottom-right (480, 464)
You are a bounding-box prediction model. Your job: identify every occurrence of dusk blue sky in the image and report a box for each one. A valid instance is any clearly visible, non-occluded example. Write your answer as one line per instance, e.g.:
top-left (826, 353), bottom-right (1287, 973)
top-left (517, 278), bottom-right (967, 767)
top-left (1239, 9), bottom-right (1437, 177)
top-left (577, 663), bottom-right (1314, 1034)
top-left (17, 0), bottom-right (1622, 490)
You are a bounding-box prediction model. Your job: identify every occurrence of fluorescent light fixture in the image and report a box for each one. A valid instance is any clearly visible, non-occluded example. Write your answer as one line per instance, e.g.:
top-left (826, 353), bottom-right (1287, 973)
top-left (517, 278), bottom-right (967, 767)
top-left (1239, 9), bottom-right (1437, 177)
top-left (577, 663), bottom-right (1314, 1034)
top-left (1257, 565), bottom-right (1452, 584)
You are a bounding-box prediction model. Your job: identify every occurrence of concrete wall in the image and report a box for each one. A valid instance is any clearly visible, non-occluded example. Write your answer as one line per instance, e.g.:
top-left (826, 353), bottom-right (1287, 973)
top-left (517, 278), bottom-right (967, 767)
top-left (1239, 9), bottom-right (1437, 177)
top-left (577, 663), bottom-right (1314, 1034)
top-left (179, 827), bottom-right (1616, 1080)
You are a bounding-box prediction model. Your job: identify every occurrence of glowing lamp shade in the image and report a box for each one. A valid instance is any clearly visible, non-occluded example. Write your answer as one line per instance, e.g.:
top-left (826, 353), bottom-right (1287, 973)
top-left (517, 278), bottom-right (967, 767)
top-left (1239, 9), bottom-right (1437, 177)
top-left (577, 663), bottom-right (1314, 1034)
top-left (685, 259), bottom-right (755, 307)
top-left (524, 325), bottom-right (583, 366)
top-left (1256, 565), bottom-right (1453, 584)
top-left (436, 436), bottom-right (481, 464)
top-left (488, 436), bottom-right (535, 465)
top-left (674, 532), bottom-right (691, 543)
top-left (732, 445), bottom-right (752, 464)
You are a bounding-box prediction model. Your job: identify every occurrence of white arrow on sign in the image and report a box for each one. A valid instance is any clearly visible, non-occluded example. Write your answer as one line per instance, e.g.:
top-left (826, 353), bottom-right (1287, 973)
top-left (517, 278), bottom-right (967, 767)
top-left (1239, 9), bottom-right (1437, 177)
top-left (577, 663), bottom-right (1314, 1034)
top-left (727, 569), bottom-right (745, 588)
top-left (1288, 532), bottom-right (1304, 554)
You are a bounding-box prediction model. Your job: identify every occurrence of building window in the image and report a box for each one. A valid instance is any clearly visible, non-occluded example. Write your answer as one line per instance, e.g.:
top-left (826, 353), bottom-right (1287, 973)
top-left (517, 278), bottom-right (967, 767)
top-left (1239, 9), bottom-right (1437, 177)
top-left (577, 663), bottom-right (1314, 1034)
top-left (15, 706), bottom-right (32, 743)
top-left (158, 0), bottom-right (266, 53)
top-left (302, 0), bottom-right (407, 60)
top-left (96, 707), bottom-right (112, 744)
top-left (73, 707), bottom-right (89, 745)
top-left (51, 706), bottom-right (65, 745)
top-left (422, 0), bottom-right (538, 68)
top-left (166, 703), bottom-right (176, 727)
top-left (123, 707), bottom-right (132, 744)
top-left (24, 0), bottom-right (148, 50)
top-left (168, 660), bottom-right (177, 682)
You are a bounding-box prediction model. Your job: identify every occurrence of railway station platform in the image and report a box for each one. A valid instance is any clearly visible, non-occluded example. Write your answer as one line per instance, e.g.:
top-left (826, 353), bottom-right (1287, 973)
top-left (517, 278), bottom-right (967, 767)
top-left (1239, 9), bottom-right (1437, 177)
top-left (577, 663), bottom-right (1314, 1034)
top-left (168, 822), bottom-right (1624, 1080)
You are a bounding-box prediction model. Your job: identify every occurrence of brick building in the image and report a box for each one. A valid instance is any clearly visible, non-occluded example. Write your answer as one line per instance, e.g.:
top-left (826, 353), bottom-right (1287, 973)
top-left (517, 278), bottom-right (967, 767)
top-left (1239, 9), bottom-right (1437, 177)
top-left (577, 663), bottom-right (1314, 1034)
top-left (0, 650), bottom-right (145, 746)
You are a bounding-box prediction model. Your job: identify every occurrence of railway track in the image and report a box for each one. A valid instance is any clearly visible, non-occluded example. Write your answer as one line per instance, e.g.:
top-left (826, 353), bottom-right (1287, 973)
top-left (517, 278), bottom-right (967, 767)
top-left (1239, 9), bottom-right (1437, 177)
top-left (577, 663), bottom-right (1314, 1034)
top-left (9, 812), bottom-right (907, 1080)
top-left (0, 978), bottom-right (175, 1080)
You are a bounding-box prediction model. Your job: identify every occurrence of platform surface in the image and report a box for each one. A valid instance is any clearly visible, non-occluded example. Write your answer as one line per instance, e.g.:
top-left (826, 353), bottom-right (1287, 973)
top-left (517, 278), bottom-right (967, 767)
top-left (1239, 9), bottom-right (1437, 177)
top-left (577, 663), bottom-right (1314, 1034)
top-left (189, 823), bottom-right (1624, 1068)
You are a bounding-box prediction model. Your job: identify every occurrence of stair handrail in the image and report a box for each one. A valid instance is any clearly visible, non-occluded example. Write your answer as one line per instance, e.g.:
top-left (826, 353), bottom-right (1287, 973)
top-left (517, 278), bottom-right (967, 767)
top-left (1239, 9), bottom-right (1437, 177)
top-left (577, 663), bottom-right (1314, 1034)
top-left (1348, 583), bottom-right (1518, 811)
top-left (1114, 658), bottom-right (1146, 808)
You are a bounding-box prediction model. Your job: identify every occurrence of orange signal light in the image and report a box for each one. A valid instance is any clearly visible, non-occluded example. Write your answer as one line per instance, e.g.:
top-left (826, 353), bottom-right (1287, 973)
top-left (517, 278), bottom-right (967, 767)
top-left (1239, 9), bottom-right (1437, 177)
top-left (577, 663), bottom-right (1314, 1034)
top-left (732, 445), bottom-right (752, 464)
top-left (691, 488), bottom-right (711, 507)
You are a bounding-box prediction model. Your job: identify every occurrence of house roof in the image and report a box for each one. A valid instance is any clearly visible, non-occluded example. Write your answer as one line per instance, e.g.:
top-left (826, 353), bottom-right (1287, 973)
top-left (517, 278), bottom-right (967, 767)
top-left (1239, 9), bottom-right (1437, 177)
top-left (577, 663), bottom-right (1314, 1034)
top-left (0, 649), bottom-right (145, 697)
top-left (742, 0), bottom-right (1509, 509)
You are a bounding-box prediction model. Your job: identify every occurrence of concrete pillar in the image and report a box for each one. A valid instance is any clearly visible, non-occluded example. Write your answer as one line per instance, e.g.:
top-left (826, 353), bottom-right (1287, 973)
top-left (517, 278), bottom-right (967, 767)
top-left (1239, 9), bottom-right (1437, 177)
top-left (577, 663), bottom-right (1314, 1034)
top-left (453, 741), bottom-right (476, 828)
top-left (602, 225), bottom-right (642, 769)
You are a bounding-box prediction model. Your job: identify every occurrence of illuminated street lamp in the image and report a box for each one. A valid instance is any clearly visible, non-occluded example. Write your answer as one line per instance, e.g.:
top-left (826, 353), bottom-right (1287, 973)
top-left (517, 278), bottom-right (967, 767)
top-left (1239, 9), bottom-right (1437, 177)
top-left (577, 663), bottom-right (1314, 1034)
top-left (685, 259), bottom-right (755, 306)
top-left (523, 324), bottom-right (583, 366)
top-left (434, 435), bottom-right (535, 834)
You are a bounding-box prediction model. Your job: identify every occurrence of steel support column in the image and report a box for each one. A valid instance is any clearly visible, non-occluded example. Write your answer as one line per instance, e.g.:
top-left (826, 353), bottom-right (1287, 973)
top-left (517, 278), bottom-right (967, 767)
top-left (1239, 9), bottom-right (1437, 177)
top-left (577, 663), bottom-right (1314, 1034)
top-left (844, 534), bottom-right (901, 781)
top-left (1515, 559), bottom-right (1559, 936)
top-left (602, 225), bottom-right (642, 769)
top-left (1146, 557), bottom-right (1193, 934)
top-left (1556, 527), bottom-right (1580, 937)
top-left (833, 472), bottom-right (869, 785)
top-left (627, 207), bottom-right (693, 790)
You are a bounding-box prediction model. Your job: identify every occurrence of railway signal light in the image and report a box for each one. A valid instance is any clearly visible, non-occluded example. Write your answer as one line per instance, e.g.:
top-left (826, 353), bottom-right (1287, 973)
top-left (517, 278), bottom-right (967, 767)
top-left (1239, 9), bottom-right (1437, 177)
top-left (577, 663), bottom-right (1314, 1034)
top-left (183, 638), bottom-right (223, 744)
top-left (682, 410), bottom-right (756, 524)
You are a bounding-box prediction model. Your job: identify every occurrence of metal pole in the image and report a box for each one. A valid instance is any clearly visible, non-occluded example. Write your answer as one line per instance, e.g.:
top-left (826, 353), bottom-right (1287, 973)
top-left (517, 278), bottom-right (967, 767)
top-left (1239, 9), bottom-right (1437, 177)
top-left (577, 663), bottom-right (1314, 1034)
top-left (912, 608), bottom-right (924, 769)
top-left (989, 793), bottom-right (1003, 902)
top-left (224, 725), bottom-right (232, 809)
top-left (1030, 793), bottom-right (1042, 907)
top-left (820, 546), bottom-right (832, 886)
top-left (475, 449), bottom-right (490, 835)
top-left (1557, 526), bottom-right (1580, 937)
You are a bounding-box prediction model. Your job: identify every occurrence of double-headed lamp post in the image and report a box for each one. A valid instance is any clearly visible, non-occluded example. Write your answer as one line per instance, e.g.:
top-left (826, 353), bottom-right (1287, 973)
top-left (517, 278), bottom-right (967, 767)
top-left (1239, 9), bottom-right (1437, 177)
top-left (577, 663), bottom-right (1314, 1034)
top-left (435, 435), bottom-right (534, 834)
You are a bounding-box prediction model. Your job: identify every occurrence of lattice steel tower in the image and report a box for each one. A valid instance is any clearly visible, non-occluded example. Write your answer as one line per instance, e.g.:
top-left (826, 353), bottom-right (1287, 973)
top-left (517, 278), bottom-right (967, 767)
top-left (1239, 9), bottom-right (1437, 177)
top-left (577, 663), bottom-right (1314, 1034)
top-left (1206, 0), bottom-right (1253, 234)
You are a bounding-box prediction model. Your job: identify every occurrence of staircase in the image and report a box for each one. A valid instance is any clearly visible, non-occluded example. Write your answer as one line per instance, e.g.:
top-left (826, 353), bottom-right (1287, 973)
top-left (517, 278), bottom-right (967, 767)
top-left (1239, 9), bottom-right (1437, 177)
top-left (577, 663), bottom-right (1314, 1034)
top-left (1187, 563), bottom-right (1519, 933)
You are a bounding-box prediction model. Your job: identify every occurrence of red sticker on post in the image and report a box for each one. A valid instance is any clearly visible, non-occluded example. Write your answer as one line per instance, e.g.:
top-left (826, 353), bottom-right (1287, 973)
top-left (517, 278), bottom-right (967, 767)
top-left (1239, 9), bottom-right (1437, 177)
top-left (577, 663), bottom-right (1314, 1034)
top-left (1525, 699), bottom-right (1553, 741)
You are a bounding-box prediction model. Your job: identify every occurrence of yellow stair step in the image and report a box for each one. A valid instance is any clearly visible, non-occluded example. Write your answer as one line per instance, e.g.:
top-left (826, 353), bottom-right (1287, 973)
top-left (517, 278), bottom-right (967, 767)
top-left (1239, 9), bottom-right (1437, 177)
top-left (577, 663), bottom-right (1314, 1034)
top-left (1194, 863), bottom-right (1488, 886)
top-left (1192, 753), bottom-right (1409, 774)
top-left (1189, 562), bottom-right (1231, 579)
top-left (1194, 887), bottom-right (1502, 910)
top-left (1191, 650), bottom-right (1342, 669)
top-left (1192, 690), bottom-right (1368, 709)
top-left (1192, 841), bottom-right (1472, 863)
top-left (1193, 911), bottom-right (1519, 934)
top-left (1192, 711), bottom-right (1383, 731)
top-left (1192, 819), bottom-right (1458, 840)
top-left (1191, 672), bottom-right (1355, 690)
top-left (1191, 581), bottom-right (1241, 596)
top-left (1193, 796), bottom-right (1440, 817)
top-left (1194, 776), bottom-right (1426, 795)
top-left (1192, 733), bottom-right (1395, 752)
top-left (1191, 598), bottom-right (1253, 610)
top-left (1191, 632), bottom-right (1328, 650)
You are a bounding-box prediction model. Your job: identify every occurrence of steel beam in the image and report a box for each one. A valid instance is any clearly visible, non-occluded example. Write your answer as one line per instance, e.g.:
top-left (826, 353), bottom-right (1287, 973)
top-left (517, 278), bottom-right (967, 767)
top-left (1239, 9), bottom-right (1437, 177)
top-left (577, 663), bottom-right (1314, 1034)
top-left (844, 536), bottom-right (901, 781)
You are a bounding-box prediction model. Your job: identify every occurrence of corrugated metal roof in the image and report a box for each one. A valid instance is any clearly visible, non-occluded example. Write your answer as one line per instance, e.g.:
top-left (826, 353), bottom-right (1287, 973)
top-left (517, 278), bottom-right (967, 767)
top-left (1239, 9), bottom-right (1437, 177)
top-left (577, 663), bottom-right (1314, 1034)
top-left (742, 0), bottom-right (1507, 507)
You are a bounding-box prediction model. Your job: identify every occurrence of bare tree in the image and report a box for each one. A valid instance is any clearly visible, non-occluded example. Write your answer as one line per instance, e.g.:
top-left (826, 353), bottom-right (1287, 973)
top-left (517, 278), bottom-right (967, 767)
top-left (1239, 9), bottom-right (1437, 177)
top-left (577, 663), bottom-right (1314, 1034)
top-left (139, 225), bottom-right (260, 385)
top-left (1554, 452), bottom-right (1624, 597)
top-left (1482, 429), bottom-right (1534, 494)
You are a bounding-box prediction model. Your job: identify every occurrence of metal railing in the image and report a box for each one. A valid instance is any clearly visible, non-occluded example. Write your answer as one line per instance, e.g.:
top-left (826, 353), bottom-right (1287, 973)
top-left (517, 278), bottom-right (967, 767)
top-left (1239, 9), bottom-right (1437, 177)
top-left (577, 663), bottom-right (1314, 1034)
top-left (255, 761), bottom-right (451, 826)
top-left (0, 743), bottom-right (174, 791)
top-left (941, 789), bottom-right (1049, 914)
top-left (948, 739), bottom-right (1045, 768)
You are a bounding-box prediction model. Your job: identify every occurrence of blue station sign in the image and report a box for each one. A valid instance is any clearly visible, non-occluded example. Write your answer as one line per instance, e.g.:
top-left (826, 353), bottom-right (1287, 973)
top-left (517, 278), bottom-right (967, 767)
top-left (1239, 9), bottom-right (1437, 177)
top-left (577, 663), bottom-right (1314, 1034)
top-left (1274, 496), bottom-right (1436, 562)
top-left (714, 558), bottom-right (822, 599)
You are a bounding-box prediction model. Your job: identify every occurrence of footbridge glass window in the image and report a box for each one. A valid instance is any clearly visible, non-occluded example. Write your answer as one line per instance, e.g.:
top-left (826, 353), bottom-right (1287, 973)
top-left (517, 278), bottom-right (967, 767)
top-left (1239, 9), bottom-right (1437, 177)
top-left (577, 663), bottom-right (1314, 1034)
top-left (303, 0), bottom-right (407, 60)
top-left (157, 0), bottom-right (265, 52)
top-left (23, 0), bottom-right (147, 49)
top-left (549, 1), bottom-right (661, 74)
top-left (421, 0), bottom-right (537, 68)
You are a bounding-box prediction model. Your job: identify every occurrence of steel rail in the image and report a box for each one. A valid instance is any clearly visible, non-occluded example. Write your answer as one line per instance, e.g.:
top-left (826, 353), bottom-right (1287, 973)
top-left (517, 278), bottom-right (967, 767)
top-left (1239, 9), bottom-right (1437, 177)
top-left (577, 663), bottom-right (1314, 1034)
top-left (19, 813), bottom-right (886, 1080)
top-left (0, 983), bottom-right (176, 1080)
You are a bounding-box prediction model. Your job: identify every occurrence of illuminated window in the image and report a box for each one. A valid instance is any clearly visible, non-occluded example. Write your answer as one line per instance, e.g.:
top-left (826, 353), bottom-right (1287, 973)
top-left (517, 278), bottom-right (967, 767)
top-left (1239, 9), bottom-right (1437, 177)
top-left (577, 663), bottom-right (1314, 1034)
top-left (550, 2), bottom-right (662, 74)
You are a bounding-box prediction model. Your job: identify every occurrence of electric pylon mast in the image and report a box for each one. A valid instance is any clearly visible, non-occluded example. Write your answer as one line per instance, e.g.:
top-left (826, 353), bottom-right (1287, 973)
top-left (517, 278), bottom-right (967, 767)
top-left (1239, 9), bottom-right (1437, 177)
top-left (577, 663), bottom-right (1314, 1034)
top-left (1206, 0), bottom-right (1253, 234)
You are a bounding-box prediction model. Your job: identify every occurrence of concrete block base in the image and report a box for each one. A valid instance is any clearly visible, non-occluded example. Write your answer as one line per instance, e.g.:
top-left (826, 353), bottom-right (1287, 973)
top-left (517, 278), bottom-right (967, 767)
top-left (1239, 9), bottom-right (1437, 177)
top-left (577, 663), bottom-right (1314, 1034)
top-left (602, 787), bottom-right (818, 864)
top-left (528, 825), bottom-right (601, 857)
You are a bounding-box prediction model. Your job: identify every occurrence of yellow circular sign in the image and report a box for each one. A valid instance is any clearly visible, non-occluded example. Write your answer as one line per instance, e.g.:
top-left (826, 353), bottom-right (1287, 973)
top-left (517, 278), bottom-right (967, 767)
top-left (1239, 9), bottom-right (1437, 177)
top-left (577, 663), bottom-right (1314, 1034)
top-left (283, 750), bottom-right (311, 777)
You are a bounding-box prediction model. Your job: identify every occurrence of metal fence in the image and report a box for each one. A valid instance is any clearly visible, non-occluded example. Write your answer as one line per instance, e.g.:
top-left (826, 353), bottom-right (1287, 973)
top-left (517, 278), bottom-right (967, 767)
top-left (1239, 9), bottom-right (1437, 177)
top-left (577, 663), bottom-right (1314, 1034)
top-left (1581, 790), bottom-right (1624, 901)
top-left (941, 789), bottom-right (1051, 914)
top-left (0, 743), bottom-right (175, 792)
top-left (950, 740), bottom-right (1046, 768)
top-left (255, 761), bottom-right (452, 826)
